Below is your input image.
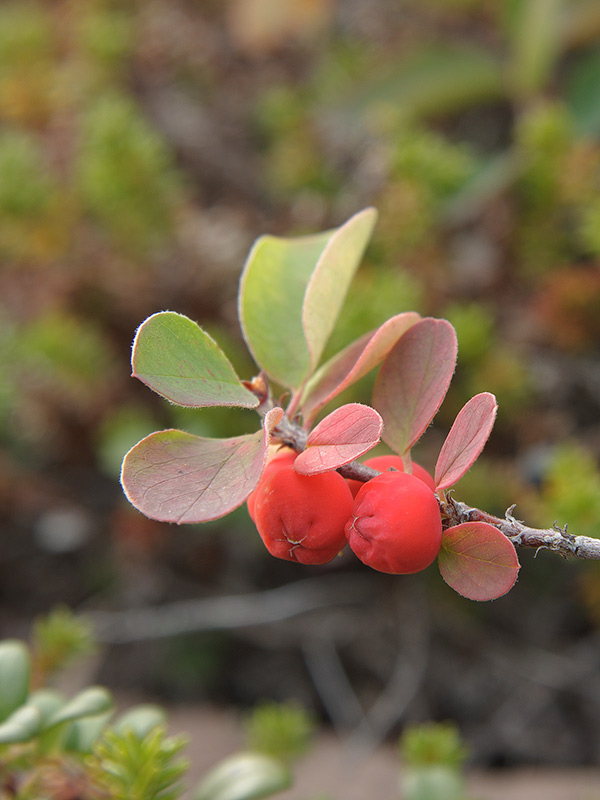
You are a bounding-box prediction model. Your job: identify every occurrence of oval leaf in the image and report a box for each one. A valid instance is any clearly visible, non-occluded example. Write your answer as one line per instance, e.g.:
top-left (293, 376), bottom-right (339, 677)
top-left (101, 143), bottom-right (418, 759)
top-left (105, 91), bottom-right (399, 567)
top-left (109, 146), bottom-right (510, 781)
top-left (112, 704), bottom-right (167, 738)
top-left (45, 687), bottom-right (113, 730)
top-left (294, 403), bottom-right (383, 475)
top-left (302, 207), bottom-right (378, 371)
top-left (373, 318), bottom-right (458, 457)
top-left (193, 752), bottom-right (292, 800)
top-left (435, 393), bottom-right (498, 491)
top-left (0, 705), bottom-right (41, 744)
top-left (300, 312), bottom-right (421, 422)
top-left (63, 712), bottom-right (113, 753)
top-left (0, 640), bottom-right (31, 722)
top-left (120, 408), bottom-right (283, 524)
top-left (238, 209), bottom-right (375, 389)
top-left (132, 311), bottom-right (258, 409)
top-left (239, 227), bottom-right (334, 389)
top-left (438, 522), bottom-right (520, 602)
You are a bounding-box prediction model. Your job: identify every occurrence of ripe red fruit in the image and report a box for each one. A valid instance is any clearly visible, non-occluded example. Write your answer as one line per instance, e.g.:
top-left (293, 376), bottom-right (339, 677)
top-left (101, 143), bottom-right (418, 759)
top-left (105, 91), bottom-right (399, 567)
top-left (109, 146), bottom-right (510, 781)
top-left (247, 447), bottom-right (297, 521)
top-left (346, 454), bottom-right (435, 496)
top-left (253, 465), bottom-right (353, 565)
top-left (345, 471), bottom-right (442, 574)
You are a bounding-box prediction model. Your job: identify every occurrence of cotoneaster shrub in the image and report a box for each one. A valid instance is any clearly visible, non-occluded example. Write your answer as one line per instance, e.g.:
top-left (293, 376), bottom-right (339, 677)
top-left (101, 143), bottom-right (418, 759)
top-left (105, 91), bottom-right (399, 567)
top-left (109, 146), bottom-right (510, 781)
top-left (120, 208), bottom-right (600, 604)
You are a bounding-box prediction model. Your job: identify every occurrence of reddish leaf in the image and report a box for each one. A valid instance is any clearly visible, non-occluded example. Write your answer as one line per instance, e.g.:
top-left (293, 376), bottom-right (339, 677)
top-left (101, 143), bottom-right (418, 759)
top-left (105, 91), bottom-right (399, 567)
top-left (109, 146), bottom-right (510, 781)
top-left (294, 403), bottom-right (383, 475)
top-left (372, 318), bottom-right (458, 457)
top-left (438, 522), bottom-right (520, 601)
top-left (120, 408), bottom-right (283, 524)
top-left (435, 392), bottom-right (498, 491)
top-left (300, 312), bottom-right (421, 422)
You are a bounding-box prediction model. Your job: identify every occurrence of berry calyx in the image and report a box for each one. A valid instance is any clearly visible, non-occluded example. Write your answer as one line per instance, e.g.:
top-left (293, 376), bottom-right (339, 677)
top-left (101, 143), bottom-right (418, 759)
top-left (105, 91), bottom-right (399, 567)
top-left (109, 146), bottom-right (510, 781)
top-left (345, 471), bottom-right (442, 574)
top-left (253, 465), bottom-right (353, 565)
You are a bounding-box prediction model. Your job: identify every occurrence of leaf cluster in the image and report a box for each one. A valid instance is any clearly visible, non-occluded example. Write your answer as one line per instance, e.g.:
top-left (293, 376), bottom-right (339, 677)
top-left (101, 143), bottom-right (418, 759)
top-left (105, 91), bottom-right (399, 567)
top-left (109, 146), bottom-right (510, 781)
top-left (121, 209), bottom-right (520, 602)
top-left (0, 614), bottom-right (299, 800)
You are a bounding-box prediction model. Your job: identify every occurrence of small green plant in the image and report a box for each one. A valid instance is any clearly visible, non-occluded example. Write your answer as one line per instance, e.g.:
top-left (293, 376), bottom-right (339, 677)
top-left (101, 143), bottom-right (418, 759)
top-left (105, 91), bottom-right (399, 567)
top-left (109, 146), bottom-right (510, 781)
top-left (399, 722), bottom-right (469, 800)
top-left (0, 612), bottom-right (300, 800)
top-left (243, 700), bottom-right (315, 765)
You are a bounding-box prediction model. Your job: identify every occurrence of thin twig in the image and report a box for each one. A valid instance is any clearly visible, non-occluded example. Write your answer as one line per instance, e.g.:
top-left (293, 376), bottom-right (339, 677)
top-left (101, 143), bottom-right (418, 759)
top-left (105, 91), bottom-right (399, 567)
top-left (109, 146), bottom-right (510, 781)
top-left (88, 575), bottom-right (372, 644)
top-left (270, 413), bottom-right (600, 561)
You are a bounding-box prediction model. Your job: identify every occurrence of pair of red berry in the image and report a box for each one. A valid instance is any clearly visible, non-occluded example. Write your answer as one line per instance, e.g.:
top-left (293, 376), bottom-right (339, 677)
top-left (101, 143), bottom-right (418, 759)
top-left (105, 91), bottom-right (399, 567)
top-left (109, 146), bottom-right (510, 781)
top-left (247, 449), bottom-right (443, 575)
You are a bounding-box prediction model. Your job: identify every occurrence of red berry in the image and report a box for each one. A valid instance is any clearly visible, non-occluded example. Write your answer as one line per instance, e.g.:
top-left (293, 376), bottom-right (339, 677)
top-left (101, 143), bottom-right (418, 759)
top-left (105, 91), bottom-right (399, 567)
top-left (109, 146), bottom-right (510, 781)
top-left (247, 447), bottom-right (297, 521)
top-left (254, 465), bottom-right (353, 565)
top-left (365, 455), bottom-right (436, 491)
top-left (345, 471), bottom-right (442, 574)
top-left (346, 454), bottom-right (435, 496)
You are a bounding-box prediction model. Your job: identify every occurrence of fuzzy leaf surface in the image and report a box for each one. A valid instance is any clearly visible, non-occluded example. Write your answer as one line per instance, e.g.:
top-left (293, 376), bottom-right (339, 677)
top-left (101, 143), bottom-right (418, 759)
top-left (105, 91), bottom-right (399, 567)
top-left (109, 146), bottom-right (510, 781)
top-left (120, 408), bottom-right (283, 524)
top-left (132, 312), bottom-right (258, 409)
top-left (438, 522), bottom-right (520, 601)
top-left (238, 209), bottom-right (376, 389)
top-left (372, 318), bottom-right (458, 456)
top-left (301, 312), bottom-right (420, 421)
top-left (302, 207), bottom-right (377, 371)
top-left (294, 403), bottom-right (383, 474)
top-left (435, 392), bottom-right (498, 491)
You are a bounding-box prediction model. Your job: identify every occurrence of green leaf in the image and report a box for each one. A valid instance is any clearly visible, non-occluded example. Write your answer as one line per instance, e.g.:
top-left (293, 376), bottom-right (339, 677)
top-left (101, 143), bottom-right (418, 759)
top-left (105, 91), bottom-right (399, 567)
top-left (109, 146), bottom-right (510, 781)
top-left (121, 407), bottom-right (283, 524)
top-left (63, 712), bottom-right (113, 753)
top-left (45, 686), bottom-right (113, 729)
top-left (112, 704), bottom-right (167, 738)
top-left (0, 705), bottom-right (41, 744)
top-left (0, 640), bottom-right (30, 722)
top-left (26, 689), bottom-right (65, 725)
top-left (302, 207), bottom-right (377, 371)
top-left (193, 752), bottom-right (292, 800)
top-left (132, 312), bottom-right (258, 409)
top-left (238, 209), bottom-right (376, 389)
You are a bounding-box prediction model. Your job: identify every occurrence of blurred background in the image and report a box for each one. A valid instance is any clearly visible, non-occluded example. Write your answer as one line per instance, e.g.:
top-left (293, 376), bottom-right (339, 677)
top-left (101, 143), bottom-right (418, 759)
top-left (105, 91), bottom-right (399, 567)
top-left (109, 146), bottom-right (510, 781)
top-left (3, 0), bottom-right (600, 775)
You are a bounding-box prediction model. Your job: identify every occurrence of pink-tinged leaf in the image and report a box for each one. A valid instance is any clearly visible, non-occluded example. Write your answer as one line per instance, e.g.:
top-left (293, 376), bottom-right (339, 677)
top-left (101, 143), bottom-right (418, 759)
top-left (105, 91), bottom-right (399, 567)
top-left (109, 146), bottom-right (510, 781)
top-left (300, 312), bottom-right (421, 423)
top-left (132, 311), bottom-right (258, 409)
top-left (372, 318), bottom-right (458, 457)
top-left (302, 207), bottom-right (378, 371)
top-left (435, 392), bottom-right (498, 491)
top-left (120, 408), bottom-right (283, 524)
top-left (294, 403), bottom-right (383, 475)
top-left (438, 522), bottom-right (520, 601)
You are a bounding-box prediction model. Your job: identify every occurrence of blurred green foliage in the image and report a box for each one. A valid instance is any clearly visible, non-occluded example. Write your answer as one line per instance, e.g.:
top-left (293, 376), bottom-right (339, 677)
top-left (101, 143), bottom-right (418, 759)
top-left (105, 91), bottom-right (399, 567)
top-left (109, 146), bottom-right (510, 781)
top-left (243, 700), bottom-right (315, 766)
top-left (1, 0), bottom-right (600, 661)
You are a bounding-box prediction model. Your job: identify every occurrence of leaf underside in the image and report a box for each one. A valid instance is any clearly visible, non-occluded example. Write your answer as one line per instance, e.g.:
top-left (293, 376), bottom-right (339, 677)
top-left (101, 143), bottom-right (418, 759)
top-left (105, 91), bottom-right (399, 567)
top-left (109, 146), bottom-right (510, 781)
top-left (294, 403), bottom-right (383, 474)
top-left (435, 392), bottom-right (498, 491)
top-left (373, 317), bottom-right (458, 457)
top-left (120, 408), bottom-right (283, 524)
top-left (438, 522), bottom-right (520, 602)
top-left (300, 311), bottom-right (420, 421)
